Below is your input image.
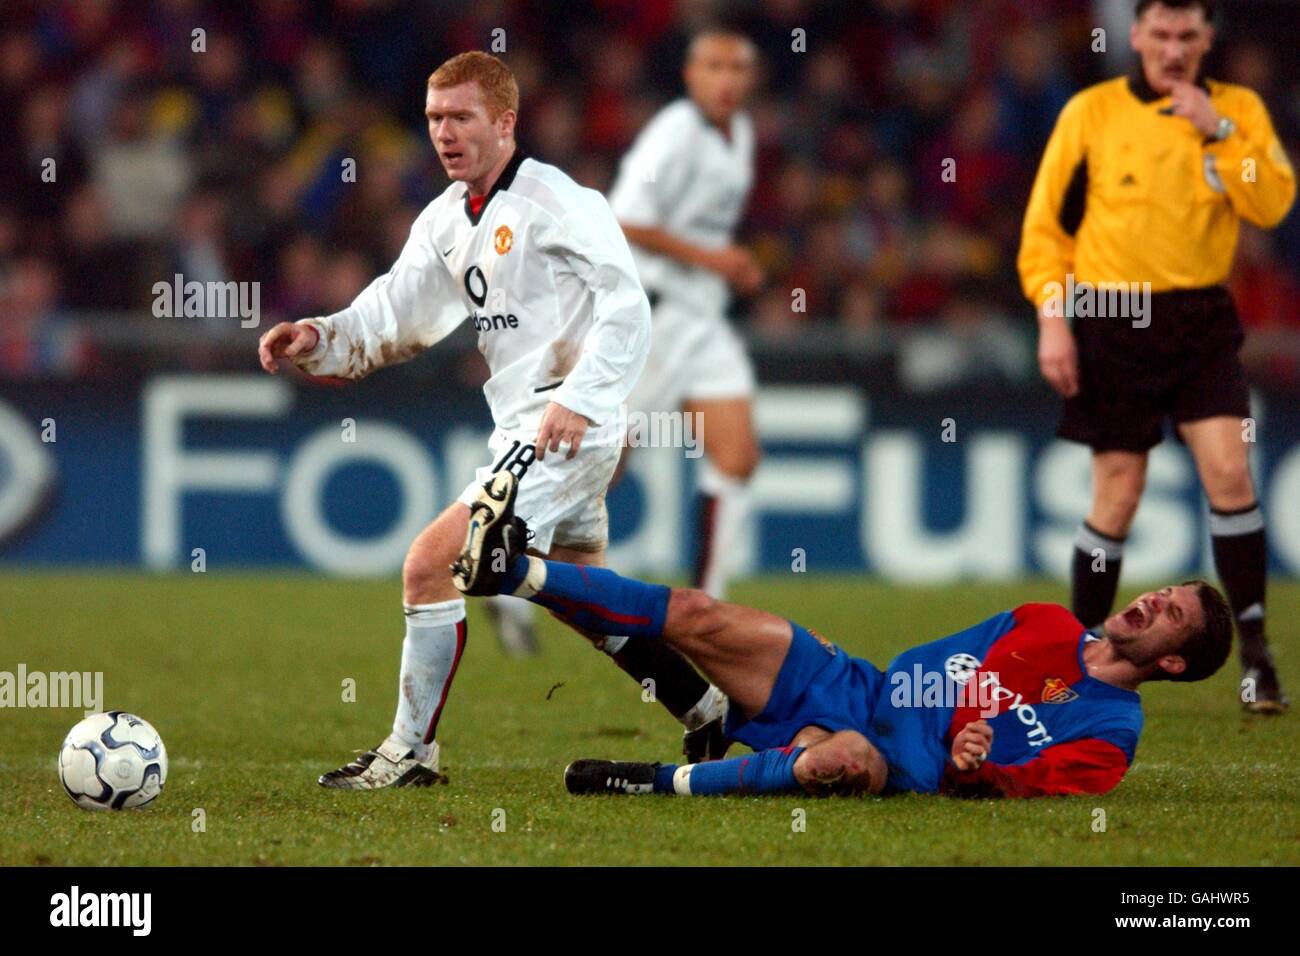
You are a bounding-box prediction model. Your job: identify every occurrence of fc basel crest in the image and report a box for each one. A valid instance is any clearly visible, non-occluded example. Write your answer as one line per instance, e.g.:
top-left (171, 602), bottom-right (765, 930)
top-left (494, 225), bottom-right (513, 255)
top-left (807, 628), bottom-right (836, 656)
top-left (1041, 678), bottom-right (1078, 704)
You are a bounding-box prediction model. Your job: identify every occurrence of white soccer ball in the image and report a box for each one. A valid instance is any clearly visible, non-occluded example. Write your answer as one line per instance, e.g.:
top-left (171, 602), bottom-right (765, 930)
top-left (58, 712), bottom-right (168, 811)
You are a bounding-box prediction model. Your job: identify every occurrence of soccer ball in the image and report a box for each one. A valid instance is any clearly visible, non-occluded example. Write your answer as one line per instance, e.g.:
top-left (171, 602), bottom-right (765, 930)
top-left (58, 712), bottom-right (168, 811)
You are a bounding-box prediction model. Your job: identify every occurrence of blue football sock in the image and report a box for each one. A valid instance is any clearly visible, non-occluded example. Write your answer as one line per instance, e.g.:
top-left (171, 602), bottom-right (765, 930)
top-left (500, 553), bottom-right (531, 595)
top-left (522, 558), bottom-right (671, 639)
top-left (654, 747), bottom-right (806, 796)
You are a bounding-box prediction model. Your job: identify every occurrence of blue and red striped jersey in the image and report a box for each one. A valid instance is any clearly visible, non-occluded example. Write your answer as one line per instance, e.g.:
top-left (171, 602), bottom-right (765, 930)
top-left (868, 603), bottom-right (1143, 797)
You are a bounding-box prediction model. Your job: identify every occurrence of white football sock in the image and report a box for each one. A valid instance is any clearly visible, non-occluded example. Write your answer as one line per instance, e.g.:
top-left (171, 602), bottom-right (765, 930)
top-left (390, 598), bottom-right (467, 759)
top-left (697, 463), bottom-right (753, 599)
top-left (600, 635), bottom-right (630, 655)
top-left (682, 684), bottom-right (728, 731)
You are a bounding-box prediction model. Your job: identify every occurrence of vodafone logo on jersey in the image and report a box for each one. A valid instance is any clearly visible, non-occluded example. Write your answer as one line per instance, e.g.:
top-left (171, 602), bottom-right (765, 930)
top-left (463, 264), bottom-right (520, 332)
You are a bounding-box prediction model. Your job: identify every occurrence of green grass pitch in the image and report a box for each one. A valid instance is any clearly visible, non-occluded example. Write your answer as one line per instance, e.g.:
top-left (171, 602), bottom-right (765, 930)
top-left (1, 573), bottom-right (1295, 866)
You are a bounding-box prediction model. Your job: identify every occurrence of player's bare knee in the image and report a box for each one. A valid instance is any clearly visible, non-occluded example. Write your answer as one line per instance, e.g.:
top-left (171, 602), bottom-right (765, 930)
top-left (795, 731), bottom-right (885, 796)
top-left (1202, 458), bottom-right (1254, 505)
top-left (401, 553), bottom-right (435, 603)
top-left (402, 544), bottom-right (451, 604)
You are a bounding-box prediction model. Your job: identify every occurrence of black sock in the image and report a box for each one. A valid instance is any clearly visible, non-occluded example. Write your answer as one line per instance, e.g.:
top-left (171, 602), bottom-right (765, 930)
top-left (1209, 503), bottom-right (1268, 666)
top-left (611, 640), bottom-right (709, 721)
top-left (1071, 521), bottom-right (1125, 629)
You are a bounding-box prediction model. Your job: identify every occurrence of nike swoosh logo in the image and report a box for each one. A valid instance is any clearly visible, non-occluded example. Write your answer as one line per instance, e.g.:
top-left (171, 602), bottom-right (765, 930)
top-left (442, 246), bottom-right (455, 257)
top-left (1011, 652), bottom-right (1026, 662)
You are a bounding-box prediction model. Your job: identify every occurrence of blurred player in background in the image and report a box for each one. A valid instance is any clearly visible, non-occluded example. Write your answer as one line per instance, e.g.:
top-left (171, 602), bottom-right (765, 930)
top-left (610, 28), bottom-right (764, 600)
top-left (1019, 0), bottom-right (1295, 712)
top-left (258, 52), bottom-right (712, 788)
top-left (548, 28), bottom-right (763, 759)
top-left (483, 29), bottom-right (761, 670)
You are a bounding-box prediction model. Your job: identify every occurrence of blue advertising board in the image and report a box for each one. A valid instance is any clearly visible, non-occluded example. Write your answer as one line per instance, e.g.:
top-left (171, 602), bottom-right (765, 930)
top-left (2, 373), bottom-right (1298, 580)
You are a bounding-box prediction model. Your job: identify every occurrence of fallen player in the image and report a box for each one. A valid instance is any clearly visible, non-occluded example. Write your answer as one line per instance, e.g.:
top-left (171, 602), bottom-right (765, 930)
top-left (453, 472), bottom-right (1233, 798)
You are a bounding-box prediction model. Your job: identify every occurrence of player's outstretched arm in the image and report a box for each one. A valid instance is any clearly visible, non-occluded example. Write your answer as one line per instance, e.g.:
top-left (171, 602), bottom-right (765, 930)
top-left (265, 208), bottom-right (466, 380)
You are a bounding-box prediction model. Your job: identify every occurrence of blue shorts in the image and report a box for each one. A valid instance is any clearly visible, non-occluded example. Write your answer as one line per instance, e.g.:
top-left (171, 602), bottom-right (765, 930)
top-left (724, 623), bottom-right (883, 751)
top-left (723, 623), bottom-right (947, 794)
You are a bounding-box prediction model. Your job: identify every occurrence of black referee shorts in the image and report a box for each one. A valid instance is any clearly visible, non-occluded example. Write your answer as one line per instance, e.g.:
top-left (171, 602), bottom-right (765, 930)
top-left (1057, 286), bottom-right (1251, 453)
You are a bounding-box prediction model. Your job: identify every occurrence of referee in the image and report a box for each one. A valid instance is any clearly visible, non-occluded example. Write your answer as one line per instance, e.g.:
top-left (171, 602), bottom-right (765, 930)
top-left (1019, 0), bottom-right (1295, 712)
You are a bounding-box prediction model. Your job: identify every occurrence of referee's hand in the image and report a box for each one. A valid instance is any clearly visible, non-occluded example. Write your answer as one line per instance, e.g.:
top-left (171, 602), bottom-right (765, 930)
top-left (1167, 80), bottom-right (1221, 138)
top-left (1037, 311), bottom-right (1079, 398)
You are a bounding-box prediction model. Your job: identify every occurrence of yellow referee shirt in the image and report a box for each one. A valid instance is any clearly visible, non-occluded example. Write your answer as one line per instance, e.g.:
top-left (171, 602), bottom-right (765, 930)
top-left (1019, 72), bottom-right (1295, 308)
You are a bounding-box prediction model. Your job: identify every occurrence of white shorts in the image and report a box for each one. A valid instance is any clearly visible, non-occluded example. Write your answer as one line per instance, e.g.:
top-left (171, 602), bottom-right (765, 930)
top-left (457, 427), bottom-right (620, 554)
top-left (628, 299), bottom-right (756, 415)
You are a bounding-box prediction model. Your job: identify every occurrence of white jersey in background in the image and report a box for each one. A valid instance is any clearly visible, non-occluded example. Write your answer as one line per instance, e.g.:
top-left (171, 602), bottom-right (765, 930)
top-left (295, 151), bottom-right (651, 552)
top-left (608, 98), bottom-right (757, 414)
top-left (608, 98), bottom-right (755, 316)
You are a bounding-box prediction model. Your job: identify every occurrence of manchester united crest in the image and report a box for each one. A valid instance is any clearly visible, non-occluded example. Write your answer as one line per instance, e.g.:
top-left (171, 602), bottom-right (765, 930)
top-left (494, 225), bottom-right (513, 255)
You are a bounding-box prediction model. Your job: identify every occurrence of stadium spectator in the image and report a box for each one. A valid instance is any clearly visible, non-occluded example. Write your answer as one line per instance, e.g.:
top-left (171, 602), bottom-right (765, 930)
top-left (0, 257), bottom-right (92, 378)
top-left (0, 0), bottom-right (1294, 384)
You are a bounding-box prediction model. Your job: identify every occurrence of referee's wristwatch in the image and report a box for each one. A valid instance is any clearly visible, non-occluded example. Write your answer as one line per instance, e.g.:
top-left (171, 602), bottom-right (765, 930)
top-left (1213, 116), bottom-right (1237, 141)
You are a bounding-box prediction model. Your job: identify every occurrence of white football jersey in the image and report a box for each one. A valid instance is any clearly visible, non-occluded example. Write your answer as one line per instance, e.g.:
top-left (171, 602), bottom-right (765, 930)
top-left (295, 153), bottom-right (651, 433)
top-left (608, 99), bottom-right (754, 315)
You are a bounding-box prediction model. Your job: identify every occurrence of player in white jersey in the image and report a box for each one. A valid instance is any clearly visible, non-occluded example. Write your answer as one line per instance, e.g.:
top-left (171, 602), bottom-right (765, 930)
top-left (608, 30), bottom-right (764, 600)
top-left (257, 52), bottom-right (717, 789)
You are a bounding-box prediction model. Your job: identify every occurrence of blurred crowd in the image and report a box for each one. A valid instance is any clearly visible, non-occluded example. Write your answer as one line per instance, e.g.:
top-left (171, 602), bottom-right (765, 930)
top-left (1, 0), bottom-right (1298, 384)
